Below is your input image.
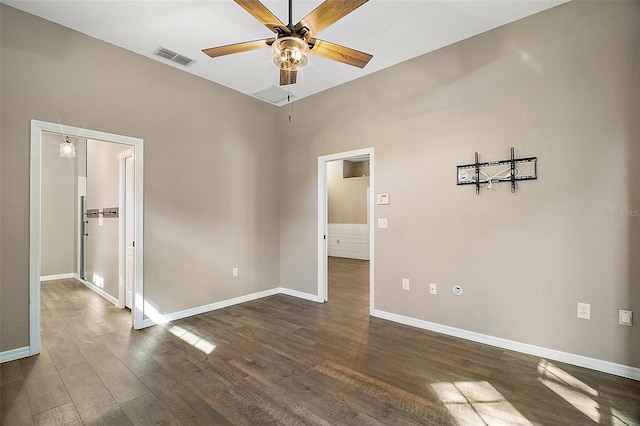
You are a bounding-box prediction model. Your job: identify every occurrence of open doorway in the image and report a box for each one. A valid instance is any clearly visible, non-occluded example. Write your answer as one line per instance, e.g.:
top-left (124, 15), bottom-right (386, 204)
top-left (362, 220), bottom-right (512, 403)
top-left (29, 120), bottom-right (144, 358)
top-left (317, 148), bottom-right (375, 314)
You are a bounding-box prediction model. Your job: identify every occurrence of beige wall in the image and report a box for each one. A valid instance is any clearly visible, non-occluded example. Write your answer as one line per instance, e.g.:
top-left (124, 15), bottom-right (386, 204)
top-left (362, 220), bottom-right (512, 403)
top-left (327, 160), bottom-right (369, 224)
top-left (280, 1), bottom-right (640, 367)
top-left (2, 1), bottom-right (638, 371)
top-left (0, 5), bottom-right (280, 351)
top-left (84, 139), bottom-right (130, 299)
top-left (40, 133), bottom-right (76, 277)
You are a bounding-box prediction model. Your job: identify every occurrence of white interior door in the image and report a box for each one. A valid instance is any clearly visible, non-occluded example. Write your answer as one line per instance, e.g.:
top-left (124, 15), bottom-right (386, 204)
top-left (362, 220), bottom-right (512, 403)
top-left (124, 154), bottom-right (135, 309)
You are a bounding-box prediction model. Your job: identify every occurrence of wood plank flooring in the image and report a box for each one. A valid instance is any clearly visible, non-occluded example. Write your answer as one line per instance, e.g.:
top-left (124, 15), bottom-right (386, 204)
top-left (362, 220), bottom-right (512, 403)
top-left (2, 257), bottom-right (639, 425)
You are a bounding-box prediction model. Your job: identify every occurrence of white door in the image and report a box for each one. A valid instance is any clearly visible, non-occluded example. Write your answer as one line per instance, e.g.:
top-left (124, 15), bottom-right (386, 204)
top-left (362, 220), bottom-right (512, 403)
top-left (125, 154), bottom-right (135, 309)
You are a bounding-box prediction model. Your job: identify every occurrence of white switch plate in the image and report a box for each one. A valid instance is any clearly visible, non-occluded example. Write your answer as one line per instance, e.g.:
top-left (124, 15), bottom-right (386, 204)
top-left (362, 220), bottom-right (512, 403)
top-left (577, 302), bottom-right (590, 319)
top-left (429, 283), bottom-right (437, 295)
top-left (232, 267), bottom-right (239, 277)
top-left (402, 278), bottom-right (410, 290)
top-left (619, 309), bottom-right (632, 326)
top-left (378, 218), bottom-right (388, 228)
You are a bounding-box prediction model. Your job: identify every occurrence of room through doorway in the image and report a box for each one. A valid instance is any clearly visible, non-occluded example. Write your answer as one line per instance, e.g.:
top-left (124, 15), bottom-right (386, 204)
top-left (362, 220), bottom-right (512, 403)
top-left (29, 120), bottom-right (145, 358)
top-left (317, 148), bottom-right (375, 313)
top-left (326, 158), bottom-right (370, 307)
top-left (40, 135), bottom-right (137, 313)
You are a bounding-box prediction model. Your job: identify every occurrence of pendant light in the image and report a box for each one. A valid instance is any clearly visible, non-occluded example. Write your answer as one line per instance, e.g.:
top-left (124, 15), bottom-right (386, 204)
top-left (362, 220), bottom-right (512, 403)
top-left (60, 136), bottom-right (76, 158)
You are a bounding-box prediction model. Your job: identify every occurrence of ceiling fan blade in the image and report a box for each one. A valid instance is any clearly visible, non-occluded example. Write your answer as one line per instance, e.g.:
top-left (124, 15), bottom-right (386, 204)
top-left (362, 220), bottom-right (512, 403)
top-left (235, 0), bottom-right (291, 34)
top-left (280, 69), bottom-right (298, 86)
top-left (202, 38), bottom-right (275, 58)
top-left (309, 38), bottom-right (372, 68)
top-left (294, 0), bottom-right (369, 37)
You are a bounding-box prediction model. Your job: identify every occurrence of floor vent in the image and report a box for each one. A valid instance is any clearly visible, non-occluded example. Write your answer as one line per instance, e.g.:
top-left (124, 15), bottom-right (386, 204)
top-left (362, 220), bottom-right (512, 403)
top-left (154, 46), bottom-right (195, 67)
top-left (252, 86), bottom-right (295, 105)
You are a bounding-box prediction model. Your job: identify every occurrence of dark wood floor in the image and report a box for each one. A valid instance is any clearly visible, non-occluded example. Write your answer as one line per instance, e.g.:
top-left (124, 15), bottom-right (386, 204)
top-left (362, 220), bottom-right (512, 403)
top-left (2, 257), bottom-right (639, 425)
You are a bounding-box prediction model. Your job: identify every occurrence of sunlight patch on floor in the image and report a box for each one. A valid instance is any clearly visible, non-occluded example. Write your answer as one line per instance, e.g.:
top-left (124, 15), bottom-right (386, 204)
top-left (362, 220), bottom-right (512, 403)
top-left (431, 380), bottom-right (532, 425)
top-left (169, 325), bottom-right (216, 354)
top-left (537, 359), bottom-right (600, 423)
top-left (141, 298), bottom-right (169, 324)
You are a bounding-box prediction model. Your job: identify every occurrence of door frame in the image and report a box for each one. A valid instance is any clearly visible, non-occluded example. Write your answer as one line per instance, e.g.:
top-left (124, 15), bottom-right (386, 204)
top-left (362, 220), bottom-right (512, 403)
top-left (317, 147), bottom-right (375, 314)
top-left (118, 148), bottom-right (135, 309)
top-left (29, 120), bottom-right (145, 356)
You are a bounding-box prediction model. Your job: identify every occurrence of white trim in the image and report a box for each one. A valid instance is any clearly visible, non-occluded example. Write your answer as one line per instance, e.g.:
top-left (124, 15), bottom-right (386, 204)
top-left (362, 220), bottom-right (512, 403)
top-left (118, 149), bottom-right (134, 310)
top-left (29, 120), bottom-right (145, 361)
top-left (280, 287), bottom-right (324, 303)
top-left (80, 279), bottom-right (120, 307)
top-left (317, 161), bottom-right (327, 302)
top-left (141, 287), bottom-right (322, 328)
top-left (0, 346), bottom-right (31, 363)
top-left (317, 148), bottom-right (375, 312)
top-left (29, 121), bottom-right (42, 357)
top-left (142, 288), bottom-right (282, 327)
top-left (77, 176), bottom-right (87, 280)
top-left (372, 309), bottom-right (640, 381)
top-left (40, 273), bottom-right (76, 282)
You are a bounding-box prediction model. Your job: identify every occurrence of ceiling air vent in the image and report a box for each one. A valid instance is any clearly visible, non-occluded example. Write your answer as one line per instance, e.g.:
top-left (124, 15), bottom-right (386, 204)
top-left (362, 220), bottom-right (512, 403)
top-left (252, 86), bottom-right (295, 105)
top-left (154, 46), bottom-right (195, 67)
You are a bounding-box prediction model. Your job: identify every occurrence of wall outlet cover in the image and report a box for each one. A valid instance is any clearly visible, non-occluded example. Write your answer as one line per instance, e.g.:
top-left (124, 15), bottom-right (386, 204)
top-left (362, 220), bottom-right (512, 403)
top-left (577, 302), bottom-right (590, 320)
top-left (619, 309), bottom-right (632, 326)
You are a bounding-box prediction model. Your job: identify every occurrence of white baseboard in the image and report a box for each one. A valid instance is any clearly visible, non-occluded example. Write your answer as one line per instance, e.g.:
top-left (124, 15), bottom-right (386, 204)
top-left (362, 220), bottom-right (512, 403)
top-left (80, 279), bottom-right (119, 307)
top-left (372, 309), bottom-right (640, 381)
top-left (141, 287), bottom-right (323, 328)
top-left (279, 287), bottom-right (324, 303)
top-left (40, 273), bottom-right (76, 282)
top-left (0, 346), bottom-right (31, 363)
top-left (142, 288), bottom-right (282, 327)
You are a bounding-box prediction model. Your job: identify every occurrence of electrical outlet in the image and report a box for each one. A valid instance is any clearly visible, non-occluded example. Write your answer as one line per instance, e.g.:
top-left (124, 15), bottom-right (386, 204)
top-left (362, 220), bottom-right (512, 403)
top-left (619, 310), bottom-right (632, 326)
top-left (232, 267), bottom-right (239, 277)
top-left (577, 302), bottom-right (590, 319)
top-left (429, 283), bottom-right (437, 295)
top-left (402, 278), bottom-right (410, 290)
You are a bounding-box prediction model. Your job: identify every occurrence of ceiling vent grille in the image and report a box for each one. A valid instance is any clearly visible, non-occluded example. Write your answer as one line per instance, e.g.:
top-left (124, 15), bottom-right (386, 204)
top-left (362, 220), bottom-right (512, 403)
top-left (154, 46), bottom-right (195, 67)
top-left (252, 86), bottom-right (295, 105)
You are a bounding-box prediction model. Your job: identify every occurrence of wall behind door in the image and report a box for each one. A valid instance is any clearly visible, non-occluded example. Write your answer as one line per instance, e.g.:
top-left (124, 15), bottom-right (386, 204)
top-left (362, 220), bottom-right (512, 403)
top-left (85, 139), bottom-right (130, 300)
top-left (327, 160), bottom-right (369, 260)
top-left (41, 133), bottom-right (77, 278)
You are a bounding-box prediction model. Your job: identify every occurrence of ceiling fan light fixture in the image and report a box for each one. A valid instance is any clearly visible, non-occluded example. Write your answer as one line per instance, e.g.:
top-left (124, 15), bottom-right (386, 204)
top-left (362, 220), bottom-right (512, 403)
top-left (272, 36), bottom-right (309, 71)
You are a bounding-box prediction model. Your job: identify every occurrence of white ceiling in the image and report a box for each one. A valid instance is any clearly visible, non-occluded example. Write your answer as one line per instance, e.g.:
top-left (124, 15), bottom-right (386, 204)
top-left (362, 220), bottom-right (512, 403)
top-left (3, 0), bottom-right (568, 105)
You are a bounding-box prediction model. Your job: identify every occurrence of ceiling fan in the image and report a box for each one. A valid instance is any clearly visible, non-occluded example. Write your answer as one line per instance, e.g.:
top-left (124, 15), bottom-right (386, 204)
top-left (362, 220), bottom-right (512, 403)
top-left (202, 0), bottom-right (373, 86)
